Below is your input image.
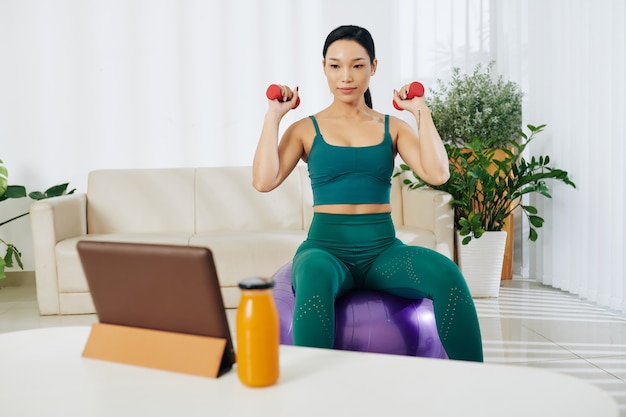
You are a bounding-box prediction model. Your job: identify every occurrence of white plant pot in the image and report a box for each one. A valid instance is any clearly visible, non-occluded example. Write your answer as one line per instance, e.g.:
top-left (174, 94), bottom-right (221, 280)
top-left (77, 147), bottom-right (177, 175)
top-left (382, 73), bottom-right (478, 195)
top-left (456, 231), bottom-right (507, 298)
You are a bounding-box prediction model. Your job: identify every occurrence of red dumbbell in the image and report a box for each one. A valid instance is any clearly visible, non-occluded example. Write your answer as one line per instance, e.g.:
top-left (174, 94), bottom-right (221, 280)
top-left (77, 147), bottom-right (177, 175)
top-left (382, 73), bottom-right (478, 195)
top-left (393, 81), bottom-right (424, 111)
top-left (266, 84), bottom-right (300, 109)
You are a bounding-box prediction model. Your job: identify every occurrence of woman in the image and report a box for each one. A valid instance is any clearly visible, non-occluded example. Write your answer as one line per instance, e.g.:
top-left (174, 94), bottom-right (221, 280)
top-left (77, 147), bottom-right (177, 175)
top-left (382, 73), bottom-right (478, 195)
top-left (253, 25), bottom-right (483, 362)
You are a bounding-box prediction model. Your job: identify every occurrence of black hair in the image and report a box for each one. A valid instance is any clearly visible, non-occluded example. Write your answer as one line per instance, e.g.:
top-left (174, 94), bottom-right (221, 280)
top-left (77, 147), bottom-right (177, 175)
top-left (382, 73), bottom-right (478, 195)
top-left (323, 25), bottom-right (375, 108)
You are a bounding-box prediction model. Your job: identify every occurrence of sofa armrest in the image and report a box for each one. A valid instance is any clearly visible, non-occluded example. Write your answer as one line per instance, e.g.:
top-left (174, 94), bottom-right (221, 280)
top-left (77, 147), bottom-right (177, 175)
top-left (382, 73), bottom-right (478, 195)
top-left (401, 188), bottom-right (454, 260)
top-left (29, 193), bottom-right (87, 315)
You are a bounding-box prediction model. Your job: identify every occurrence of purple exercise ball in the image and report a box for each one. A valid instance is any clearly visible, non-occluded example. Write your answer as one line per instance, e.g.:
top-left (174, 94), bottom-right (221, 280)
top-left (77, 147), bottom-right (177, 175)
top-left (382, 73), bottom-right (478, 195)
top-left (271, 262), bottom-right (447, 359)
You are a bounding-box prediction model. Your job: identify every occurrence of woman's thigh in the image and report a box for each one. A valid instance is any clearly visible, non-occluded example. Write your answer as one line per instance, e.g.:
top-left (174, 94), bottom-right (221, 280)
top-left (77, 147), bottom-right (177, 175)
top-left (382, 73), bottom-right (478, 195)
top-left (364, 242), bottom-right (468, 299)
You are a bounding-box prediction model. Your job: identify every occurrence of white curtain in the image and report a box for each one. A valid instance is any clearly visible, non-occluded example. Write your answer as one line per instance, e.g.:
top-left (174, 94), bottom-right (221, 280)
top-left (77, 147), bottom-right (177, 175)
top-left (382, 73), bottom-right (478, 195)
top-left (493, 0), bottom-right (625, 313)
top-left (0, 0), bottom-right (494, 192)
top-left (0, 0), bottom-right (493, 269)
top-left (523, 0), bottom-right (625, 313)
top-left (1, 0), bottom-right (624, 314)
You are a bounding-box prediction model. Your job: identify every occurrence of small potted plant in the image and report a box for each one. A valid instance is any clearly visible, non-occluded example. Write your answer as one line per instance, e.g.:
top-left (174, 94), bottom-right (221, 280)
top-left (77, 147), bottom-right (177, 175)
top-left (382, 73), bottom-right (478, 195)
top-left (427, 61), bottom-right (523, 148)
top-left (1, 158), bottom-right (75, 280)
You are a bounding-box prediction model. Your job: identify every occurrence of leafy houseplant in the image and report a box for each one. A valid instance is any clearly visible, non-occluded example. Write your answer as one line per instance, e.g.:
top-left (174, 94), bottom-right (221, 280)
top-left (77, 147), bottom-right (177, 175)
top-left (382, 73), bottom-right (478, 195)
top-left (397, 124), bottom-right (576, 244)
top-left (1, 158), bottom-right (75, 279)
top-left (427, 61), bottom-right (523, 148)
top-left (397, 62), bottom-right (575, 295)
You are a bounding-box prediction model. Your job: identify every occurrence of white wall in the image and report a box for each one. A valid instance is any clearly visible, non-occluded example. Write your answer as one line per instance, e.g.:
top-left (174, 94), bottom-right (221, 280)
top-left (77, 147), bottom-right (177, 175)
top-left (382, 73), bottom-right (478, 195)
top-left (2, 0), bottom-right (493, 271)
top-left (1, 0), bottom-right (494, 191)
top-left (1, 0), bottom-right (400, 192)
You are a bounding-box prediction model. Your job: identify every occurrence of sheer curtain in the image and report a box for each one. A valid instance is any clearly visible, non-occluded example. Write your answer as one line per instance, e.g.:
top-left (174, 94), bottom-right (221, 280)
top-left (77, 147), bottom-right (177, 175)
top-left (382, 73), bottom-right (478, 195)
top-left (527, 0), bottom-right (624, 313)
top-left (0, 0), bottom-right (495, 191)
top-left (494, 0), bottom-right (625, 313)
top-left (1, 0), bottom-right (624, 313)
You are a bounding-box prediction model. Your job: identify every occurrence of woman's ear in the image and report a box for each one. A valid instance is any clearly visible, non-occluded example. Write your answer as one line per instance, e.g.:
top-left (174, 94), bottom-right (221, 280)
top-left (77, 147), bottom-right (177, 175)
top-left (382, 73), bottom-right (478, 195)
top-left (371, 58), bottom-right (378, 75)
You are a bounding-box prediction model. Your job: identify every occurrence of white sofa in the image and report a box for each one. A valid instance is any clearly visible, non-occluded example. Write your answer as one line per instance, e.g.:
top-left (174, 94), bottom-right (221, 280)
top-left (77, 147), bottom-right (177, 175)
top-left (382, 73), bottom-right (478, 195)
top-left (29, 166), bottom-right (454, 315)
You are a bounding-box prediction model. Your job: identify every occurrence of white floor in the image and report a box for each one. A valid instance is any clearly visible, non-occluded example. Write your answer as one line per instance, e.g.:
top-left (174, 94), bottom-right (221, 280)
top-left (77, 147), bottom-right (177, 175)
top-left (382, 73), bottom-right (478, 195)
top-left (1, 274), bottom-right (625, 416)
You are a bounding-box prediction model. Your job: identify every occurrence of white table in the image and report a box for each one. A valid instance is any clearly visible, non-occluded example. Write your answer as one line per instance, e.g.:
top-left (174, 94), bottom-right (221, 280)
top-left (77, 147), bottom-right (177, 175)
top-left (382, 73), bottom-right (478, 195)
top-left (0, 326), bottom-right (617, 417)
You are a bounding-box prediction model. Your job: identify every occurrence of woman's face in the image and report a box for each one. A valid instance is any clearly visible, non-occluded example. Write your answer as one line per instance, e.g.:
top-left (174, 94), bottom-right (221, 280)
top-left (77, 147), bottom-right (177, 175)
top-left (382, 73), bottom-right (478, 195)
top-left (323, 39), bottom-right (377, 103)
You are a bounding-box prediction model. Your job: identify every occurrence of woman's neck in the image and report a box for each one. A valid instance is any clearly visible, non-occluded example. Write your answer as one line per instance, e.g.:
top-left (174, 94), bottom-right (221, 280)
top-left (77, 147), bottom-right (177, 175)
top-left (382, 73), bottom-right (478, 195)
top-left (324, 100), bottom-right (372, 119)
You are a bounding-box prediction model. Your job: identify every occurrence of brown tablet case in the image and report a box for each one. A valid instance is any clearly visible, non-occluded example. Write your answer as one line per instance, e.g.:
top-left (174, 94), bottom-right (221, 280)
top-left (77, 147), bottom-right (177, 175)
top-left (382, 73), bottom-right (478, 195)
top-left (77, 241), bottom-right (236, 377)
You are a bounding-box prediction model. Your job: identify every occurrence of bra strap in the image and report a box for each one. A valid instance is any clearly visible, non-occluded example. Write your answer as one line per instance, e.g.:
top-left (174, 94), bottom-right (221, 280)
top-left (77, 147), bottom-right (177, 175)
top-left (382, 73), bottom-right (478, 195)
top-left (309, 116), bottom-right (322, 137)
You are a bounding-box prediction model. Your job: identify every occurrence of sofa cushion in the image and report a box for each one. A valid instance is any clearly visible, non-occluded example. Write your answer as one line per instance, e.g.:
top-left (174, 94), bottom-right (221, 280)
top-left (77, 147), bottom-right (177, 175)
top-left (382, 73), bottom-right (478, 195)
top-left (190, 230), bottom-right (306, 286)
top-left (87, 169), bottom-right (196, 234)
top-left (195, 167), bottom-right (310, 233)
top-left (56, 228), bottom-right (437, 292)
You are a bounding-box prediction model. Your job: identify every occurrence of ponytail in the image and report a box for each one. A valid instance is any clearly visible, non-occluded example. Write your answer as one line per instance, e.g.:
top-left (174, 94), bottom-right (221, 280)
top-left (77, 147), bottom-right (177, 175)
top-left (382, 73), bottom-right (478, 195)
top-left (364, 88), bottom-right (372, 109)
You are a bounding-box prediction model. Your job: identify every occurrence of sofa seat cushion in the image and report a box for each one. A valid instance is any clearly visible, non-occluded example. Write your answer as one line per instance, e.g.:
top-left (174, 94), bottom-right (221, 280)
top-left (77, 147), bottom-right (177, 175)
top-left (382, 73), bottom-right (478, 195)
top-left (191, 228), bottom-right (436, 288)
top-left (55, 228), bottom-right (436, 296)
top-left (56, 234), bottom-right (192, 292)
top-left (189, 230), bottom-right (306, 287)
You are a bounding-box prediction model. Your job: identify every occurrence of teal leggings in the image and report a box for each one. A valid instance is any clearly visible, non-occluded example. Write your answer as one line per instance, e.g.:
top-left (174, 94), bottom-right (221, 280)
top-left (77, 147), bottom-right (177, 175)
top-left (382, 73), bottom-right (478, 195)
top-left (292, 212), bottom-right (483, 362)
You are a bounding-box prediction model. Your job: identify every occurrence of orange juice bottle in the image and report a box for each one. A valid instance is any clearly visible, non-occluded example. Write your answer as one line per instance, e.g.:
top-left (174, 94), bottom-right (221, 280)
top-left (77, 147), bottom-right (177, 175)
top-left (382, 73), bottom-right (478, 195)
top-left (236, 277), bottom-right (279, 387)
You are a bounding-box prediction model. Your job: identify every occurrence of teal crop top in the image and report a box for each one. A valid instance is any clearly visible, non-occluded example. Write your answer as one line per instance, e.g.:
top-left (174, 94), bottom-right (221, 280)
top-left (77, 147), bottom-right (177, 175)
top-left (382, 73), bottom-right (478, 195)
top-left (307, 115), bottom-right (395, 206)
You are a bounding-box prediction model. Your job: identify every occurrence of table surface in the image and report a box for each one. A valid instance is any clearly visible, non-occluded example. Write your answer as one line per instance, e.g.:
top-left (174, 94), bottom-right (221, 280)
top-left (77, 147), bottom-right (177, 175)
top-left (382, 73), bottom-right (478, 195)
top-left (0, 326), bottom-right (617, 417)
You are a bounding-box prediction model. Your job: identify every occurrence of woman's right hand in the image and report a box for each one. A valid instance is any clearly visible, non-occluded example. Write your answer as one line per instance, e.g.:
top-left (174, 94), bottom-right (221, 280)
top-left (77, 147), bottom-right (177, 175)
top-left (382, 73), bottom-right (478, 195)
top-left (254, 84), bottom-right (302, 192)
top-left (267, 85), bottom-right (299, 116)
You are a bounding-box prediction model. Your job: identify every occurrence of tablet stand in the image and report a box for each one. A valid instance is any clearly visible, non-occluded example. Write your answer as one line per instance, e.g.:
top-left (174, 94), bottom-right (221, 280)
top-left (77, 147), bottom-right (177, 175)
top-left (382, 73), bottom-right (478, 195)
top-left (82, 323), bottom-right (229, 378)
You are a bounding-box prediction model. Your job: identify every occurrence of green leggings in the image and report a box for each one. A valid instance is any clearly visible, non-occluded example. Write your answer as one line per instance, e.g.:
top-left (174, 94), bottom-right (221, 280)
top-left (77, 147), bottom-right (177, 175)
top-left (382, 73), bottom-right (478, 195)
top-left (292, 212), bottom-right (483, 362)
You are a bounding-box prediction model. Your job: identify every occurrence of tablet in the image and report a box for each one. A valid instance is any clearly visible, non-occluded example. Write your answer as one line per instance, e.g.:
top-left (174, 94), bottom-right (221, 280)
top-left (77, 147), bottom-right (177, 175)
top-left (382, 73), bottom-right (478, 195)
top-left (77, 240), bottom-right (235, 376)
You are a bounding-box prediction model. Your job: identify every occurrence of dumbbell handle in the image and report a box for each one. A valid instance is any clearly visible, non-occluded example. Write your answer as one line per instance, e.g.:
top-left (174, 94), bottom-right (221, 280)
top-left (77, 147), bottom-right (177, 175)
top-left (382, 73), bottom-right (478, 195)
top-left (266, 84), bottom-right (300, 109)
top-left (393, 81), bottom-right (424, 111)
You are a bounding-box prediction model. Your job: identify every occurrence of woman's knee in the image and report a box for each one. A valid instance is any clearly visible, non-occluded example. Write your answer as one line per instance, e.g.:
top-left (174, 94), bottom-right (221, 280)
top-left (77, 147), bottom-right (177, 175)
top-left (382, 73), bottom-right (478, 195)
top-left (292, 249), bottom-right (352, 294)
top-left (419, 248), bottom-right (470, 290)
top-left (373, 245), bottom-right (468, 293)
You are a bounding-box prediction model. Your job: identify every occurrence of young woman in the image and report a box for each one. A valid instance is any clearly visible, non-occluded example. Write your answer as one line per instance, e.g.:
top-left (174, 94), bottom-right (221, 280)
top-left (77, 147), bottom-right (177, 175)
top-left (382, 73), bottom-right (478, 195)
top-left (253, 25), bottom-right (483, 362)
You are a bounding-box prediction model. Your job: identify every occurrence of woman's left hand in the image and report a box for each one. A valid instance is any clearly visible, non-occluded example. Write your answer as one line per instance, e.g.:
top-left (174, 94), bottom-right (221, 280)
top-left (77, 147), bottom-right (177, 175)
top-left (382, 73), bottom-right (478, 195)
top-left (393, 85), bottom-right (427, 114)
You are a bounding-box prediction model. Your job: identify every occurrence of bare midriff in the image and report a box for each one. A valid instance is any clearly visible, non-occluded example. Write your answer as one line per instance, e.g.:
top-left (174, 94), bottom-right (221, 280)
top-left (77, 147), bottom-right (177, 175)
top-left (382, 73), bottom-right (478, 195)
top-left (313, 203), bottom-right (392, 214)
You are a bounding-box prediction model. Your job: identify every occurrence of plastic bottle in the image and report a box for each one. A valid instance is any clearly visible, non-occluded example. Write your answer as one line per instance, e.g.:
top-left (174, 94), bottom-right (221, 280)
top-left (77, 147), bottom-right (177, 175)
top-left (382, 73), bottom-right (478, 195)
top-left (236, 277), bottom-right (279, 387)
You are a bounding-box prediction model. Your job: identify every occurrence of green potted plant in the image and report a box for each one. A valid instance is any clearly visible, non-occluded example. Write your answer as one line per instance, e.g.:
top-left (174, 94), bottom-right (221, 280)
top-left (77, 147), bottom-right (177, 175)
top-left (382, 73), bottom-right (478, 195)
top-left (397, 125), bottom-right (575, 296)
top-left (1, 158), bottom-right (75, 280)
top-left (425, 62), bottom-right (524, 280)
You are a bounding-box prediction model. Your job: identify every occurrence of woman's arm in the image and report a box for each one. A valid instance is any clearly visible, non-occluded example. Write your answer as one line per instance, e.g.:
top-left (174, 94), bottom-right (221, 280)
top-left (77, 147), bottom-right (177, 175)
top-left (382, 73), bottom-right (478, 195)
top-left (252, 85), bottom-right (304, 192)
top-left (393, 89), bottom-right (450, 186)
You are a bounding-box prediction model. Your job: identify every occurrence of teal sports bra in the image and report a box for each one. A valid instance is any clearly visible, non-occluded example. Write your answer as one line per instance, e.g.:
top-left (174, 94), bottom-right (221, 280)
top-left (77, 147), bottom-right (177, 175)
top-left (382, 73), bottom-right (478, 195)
top-left (307, 115), bottom-right (395, 206)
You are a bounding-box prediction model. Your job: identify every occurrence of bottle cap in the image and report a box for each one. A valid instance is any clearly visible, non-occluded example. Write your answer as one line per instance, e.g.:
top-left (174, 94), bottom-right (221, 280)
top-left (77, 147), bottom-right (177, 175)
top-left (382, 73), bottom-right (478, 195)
top-left (238, 277), bottom-right (275, 290)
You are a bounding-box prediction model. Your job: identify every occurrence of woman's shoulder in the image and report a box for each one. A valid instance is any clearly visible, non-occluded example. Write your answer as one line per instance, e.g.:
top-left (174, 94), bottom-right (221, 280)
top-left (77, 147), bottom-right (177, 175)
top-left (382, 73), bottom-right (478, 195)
top-left (288, 115), bottom-right (315, 131)
top-left (384, 114), bottom-right (416, 142)
top-left (386, 113), bottom-right (408, 124)
top-left (282, 116), bottom-right (316, 140)
top-left (387, 113), bottom-right (413, 129)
